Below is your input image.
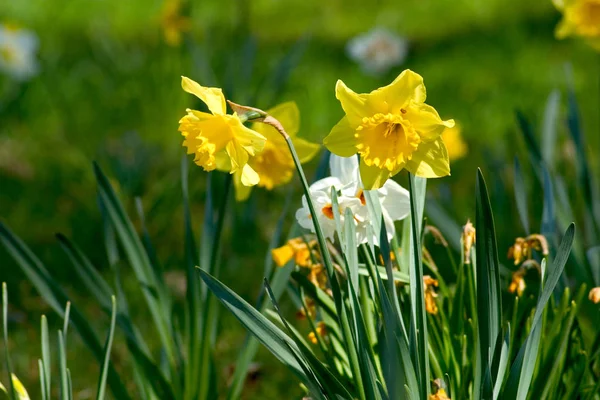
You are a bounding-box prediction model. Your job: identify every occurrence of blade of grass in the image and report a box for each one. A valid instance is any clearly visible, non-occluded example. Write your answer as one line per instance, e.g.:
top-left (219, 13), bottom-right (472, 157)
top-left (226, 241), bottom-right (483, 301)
top-left (474, 169), bottom-right (503, 398)
top-left (198, 269), bottom-right (308, 378)
top-left (407, 172), bottom-right (429, 399)
top-left (503, 224), bottom-right (575, 399)
top-left (541, 89), bottom-right (561, 167)
top-left (513, 157), bottom-right (530, 235)
top-left (40, 316), bottom-right (50, 399)
top-left (94, 163), bottom-right (177, 367)
top-left (96, 296), bottom-right (117, 400)
top-left (2, 283), bottom-right (16, 400)
top-left (0, 223), bottom-right (131, 400)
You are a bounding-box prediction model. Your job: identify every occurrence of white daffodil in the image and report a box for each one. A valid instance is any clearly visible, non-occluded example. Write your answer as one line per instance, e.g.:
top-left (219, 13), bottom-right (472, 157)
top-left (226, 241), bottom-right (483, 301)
top-left (0, 23), bottom-right (39, 80)
top-left (295, 154), bottom-right (410, 245)
top-left (346, 28), bottom-right (408, 76)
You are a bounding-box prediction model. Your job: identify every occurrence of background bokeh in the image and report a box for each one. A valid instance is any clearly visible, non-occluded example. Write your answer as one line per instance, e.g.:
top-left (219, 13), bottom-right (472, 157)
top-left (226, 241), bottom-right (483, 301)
top-left (1, 0), bottom-right (599, 398)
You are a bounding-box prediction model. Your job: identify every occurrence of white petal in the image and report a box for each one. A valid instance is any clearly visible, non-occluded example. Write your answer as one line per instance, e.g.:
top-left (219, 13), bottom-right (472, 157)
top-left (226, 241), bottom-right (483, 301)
top-left (309, 176), bottom-right (343, 194)
top-left (329, 154), bottom-right (360, 186)
top-left (380, 180), bottom-right (410, 221)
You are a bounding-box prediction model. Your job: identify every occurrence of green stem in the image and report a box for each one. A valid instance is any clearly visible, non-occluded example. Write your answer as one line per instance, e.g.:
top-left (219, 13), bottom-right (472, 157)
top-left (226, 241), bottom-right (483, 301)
top-left (283, 136), bottom-right (366, 399)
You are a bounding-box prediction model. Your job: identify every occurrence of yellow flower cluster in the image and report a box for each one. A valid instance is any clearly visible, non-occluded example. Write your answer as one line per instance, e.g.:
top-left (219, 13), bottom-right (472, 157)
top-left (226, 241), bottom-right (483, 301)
top-left (506, 234), bottom-right (548, 296)
top-left (179, 77), bottom-right (319, 201)
top-left (324, 69), bottom-right (454, 189)
top-left (423, 275), bottom-right (440, 315)
top-left (307, 321), bottom-right (327, 344)
top-left (507, 234), bottom-right (549, 265)
top-left (554, 0), bottom-right (600, 51)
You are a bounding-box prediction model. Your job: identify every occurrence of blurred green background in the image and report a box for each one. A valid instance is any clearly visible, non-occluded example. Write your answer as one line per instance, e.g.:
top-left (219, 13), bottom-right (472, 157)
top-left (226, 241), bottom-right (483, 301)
top-left (1, 0), bottom-right (599, 398)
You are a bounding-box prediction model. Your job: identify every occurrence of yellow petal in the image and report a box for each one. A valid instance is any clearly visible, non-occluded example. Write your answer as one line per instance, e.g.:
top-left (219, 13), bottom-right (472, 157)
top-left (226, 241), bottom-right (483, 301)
top-left (271, 244), bottom-right (294, 267)
top-left (405, 138), bottom-right (450, 178)
top-left (232, 120), bottom-right (267, 157)
top-left (215, 150), bottom-right (232, 172)
top-left (408, 102), bottom-right (454, 142)
top-left (323, 116), bottom-right (358, 157)
top-left (293, 137), bottom-right (321, 163)
top-left (359, 158), bottom-right (393, 190)
top-left (240, 163), bottom-right (259, 186)
top-left (181, 76), bottom-right (226, 115)
top-left (370, 69), bottom-right (427, 113)
top-left (226, 140), bottom-right (249, 173)
top-left (335, 80), bottom-right (372, 126)
top-left (266, 101), bottom-right (300, 137)
top-left (233, 169), bottom-right (253, 201)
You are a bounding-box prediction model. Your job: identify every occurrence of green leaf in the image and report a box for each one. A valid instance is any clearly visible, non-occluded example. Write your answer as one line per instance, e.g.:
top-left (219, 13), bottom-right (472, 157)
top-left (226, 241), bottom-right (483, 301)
top-left (503, 224), bottom-right (575, 399)
top-left (2, 283), bottom-right (16, 400)
top-left (474, 169), bottom-right (503, 398)
top-left (93, 163), bottom-right (177, 367)
top-left (198, 269), bottom-right (308, 380)
top-left (541, 89), bottom-right (561, 167)
top-left (513, 157), bottom-right (530, 234)
top-left (0, 223), bottom-right (131, 400)
top-left (58, 330), bottom-right (69, 400)
top-left (40, 316), bottom-right (51, 399)
top-left (96, 296), bottom-right (117, 400)
top-left (407, 172), bottom-right (429, 399)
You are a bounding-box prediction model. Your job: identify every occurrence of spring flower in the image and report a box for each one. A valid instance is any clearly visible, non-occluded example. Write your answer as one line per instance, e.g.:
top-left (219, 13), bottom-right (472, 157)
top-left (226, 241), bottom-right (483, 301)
top-left (346, 28), bottom-right (408, 75)
top-left (307, 321), bottom-right (327, 344)
top-left (0, 374), bottom-right (30, 400)
top-left (429, 388), bottom-right (451, 400)
top-left (508, 269), bottom-right (527, 296)
top-left (160, 0), bottom-right (191, 46)
top-left (462, 220), bottom-right (476, 264)
top-left (323, 70), bottom-right (454, 189)
top-left (229, 102), bottom-right (320, 201)
top-left (554, 0), bottom-right (600, 51)
top-left (179, 76), bottom-right (266, 186)
top-left (589, 287), bottom-right (600, 304)
top-left (271, 237), bottom-right (316, 267)
top-left (307, 264), bottom-right (328, 290)
top-left (423, 275), bottom-right (439, 315)
top-left (507, 234), bottom-right (549, 265)
top-left (441, 123), bottom-right (468, 161)
top-left (0, 23), bottom-right (39, 80)
top-left (295, 154), bottom-right (410, 244)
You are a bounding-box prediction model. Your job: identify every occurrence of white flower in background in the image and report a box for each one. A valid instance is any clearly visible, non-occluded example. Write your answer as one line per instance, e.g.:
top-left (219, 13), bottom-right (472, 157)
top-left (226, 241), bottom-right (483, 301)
top-left (346, 28), bottom-right (408, 75)
top-left (0, 23), bottom-right (39, 80)
top-left (295, 154), bottom-right (410, 245)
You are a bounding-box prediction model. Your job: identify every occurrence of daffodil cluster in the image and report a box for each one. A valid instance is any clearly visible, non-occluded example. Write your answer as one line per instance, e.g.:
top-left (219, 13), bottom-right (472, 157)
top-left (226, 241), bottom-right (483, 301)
top-left (178, 77), bottom-right (319, 201)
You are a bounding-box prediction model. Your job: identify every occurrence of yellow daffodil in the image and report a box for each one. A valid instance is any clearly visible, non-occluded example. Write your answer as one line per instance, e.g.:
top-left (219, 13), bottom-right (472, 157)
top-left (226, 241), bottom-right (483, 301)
top-left (429, 388), bottom-right (451, 400)
top-left (179, 76), bottom-right (266, 187)
top-left (507, 234), bottom-right (549, 265)
top-left (225, 102), bottom-right (320, 201)
top-left (0, 374), bottom-right (30, 400)
top-left (160, 0), bottom-right (191, 46)
top-left (307, 321), bottom-right (327, 344)
top-left (441, 123), bottom-right (468, 161)
top-left (323, 69), bottom-right (454, 189)
top-left (271, 237), bottom-right (317, 268)
top-left (508, 269), bottom-right (527, 296)
top-left (588, 287), bottom-right (600, 303)
top-left (554, 0), bottom-right (600, 51)
top-left (423, 275), bottom-right (439, 315)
